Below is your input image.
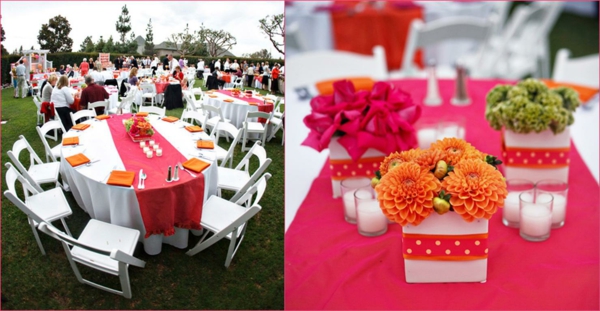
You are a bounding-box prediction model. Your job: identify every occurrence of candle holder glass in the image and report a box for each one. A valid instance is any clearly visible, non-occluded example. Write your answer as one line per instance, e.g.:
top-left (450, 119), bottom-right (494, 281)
top-left (354, 186), bottom-right (388, 237)
top-left (414, 118), bottom-right (440, 150)
top-left (535, 179), bottom-right (568, 229)
top-left (502, 179), bottom-right (535, 228)
top-left (519, 192), bottom-right (553, 242)
top-left (340, 177), bottom-right (371, 224)
top-left (436, 116), bottom-right (466, 140)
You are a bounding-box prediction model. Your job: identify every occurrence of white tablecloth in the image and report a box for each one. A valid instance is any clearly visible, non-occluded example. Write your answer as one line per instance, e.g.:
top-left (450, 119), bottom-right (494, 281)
top-left (203, 92), bottom-right (262, 128)
top-left (60, 116), bottom-right (219, 255)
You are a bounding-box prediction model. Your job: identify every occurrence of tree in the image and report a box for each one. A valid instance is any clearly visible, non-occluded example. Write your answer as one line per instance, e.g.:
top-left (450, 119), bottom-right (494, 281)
top-left (127, 32), bottom-right (139, 54)
top-left (37, 15), bottom-right (73, 52)
top-left (103, 36), bottom-right (115, 53)
top-left (144, 18), bottom-right (154, 55)
top-left (198, 25), bottom-right (237, 57)
top-left (167, 23), bottom-right (204, 57)
top-left (95, 36), bottom-right (106, 52)
top-left (243, 49), bottom-right (272, 59)
top-left (115, 5), bottom-right (132, 44)
top-left (1, 25), bottom-right (7, 55)
top-left (18, 45), bottom-right (22, 54)
top-left (259, 14), bottom-right (284, 55)
top-left (79, 36), bottom-right (93, 52)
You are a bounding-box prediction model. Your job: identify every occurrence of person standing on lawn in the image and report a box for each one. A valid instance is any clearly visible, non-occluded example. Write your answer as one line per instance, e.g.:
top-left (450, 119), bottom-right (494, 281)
top-left (15, 59), bottom-right (27, 99)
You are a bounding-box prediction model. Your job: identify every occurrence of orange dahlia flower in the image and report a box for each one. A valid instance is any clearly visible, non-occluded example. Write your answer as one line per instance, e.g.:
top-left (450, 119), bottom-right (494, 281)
top-left (415, 148), bottom-right (446, 171)
top-left (430, 138), bottom-right (484, 165)
top-left (379, 148), bottom-right (424, 176)
top-left (442, 159), bottom-right (508, 222)
top-left (375, 162), bottom-right (442, 226)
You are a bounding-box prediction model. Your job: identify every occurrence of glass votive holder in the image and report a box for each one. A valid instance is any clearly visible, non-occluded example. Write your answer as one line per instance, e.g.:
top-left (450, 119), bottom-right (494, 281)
top-left (143, 146), bottom-right (150, 153)
top-left (139, 141), bottom-right (146, 148)
top-left (502, 179), bottom-right (535, 228)
top-left (146, 150), bottom-right (153, 158)
top-left (354, 186), bottom-right (387, 237)
top-left (340, 177), bottom-right (371, 224)
top-left (149, 140), bottom-right (155, 146)
top-left (414, 118), bottom-right (439, 149)
top-left (152, 144), bottom-right (159, 151)
top-left (436, 116), bottom-right (466, 140)
top-left (156, 148), bottom-right (163, 157)
top-left (519, 192), bottom-right (553, 242)
top-left (535, 179), bottom-right (568, 229)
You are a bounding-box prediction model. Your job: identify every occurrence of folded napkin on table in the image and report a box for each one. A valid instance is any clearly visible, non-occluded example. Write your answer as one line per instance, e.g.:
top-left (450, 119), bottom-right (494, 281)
top-left (223, 99), bottom-right (234, 103)
top-left (248, 102), bottom-right (258, 106)
top-left (541, 79), bottom-right (599, 103)
top-left (182, 158), bottom-right (210, 173)
top-left (71, 123), bottom-right (91, 131)
top-left (185, 125), bottom-right (203, 132)
top-left (62, 137), bottom-right (79, 146)
top-left (265, 100), bottom-right (274, 104)
top-left (65, 153), bottom-right (90, 167)
top-left (95, 115), bottom-right (110, 120)
top-left (208, 95), bottom-right (218, 98)
top-left (106, 170), bottom-right (136, 187)
top-left (197, 140), bottom-right (215, 149)
top-left (136, 112), bottom-right (149, 117)
top-left (162, 116), bottom-right (179, 122)
top-left (316, 77), bottom-right (375, 95)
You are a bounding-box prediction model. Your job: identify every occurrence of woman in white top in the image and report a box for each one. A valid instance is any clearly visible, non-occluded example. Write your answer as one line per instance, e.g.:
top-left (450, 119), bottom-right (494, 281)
top-left (262, 62), bottom-right (271, 91)
top-left (224, 58), bottom-right (230, 71)
top-left (51, 75), bottom-right (75, 130)
top-left (41, 74), bottom-right (58, 103)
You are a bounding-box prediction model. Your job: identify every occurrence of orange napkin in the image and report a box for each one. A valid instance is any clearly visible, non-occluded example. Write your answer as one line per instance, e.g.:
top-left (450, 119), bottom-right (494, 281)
top-left (95, 115), bottom-right (110, 120)
top-left (71, 123), bottom-right (91, 131)
top-left (185, 125), bottom-right (203, 132)
top-left (265, 100), bottom-right (274, 104)
top-left (197, 140), bottom-right (215, 149)
top-left (316, 77), bottom-right (375, 95)
top-left (541, 79), bottom-right (599, 103)
top-left (162, 116), bottom-right (179, 122)
top-left (223, 99), bottom-right (234, 103)
top-left (136, 112), bottom-right (149, 117)
top-left (248, 102), bottom-right (258, 106)
top-left (106, 170), bottom-right (135, 187)
top-left (182, 158), bottom-right (210, 173)
top-left (209, 95), bottom-right (218, 98)
top-left (65, 153), bottom-right (90, 167)
top-left (62, 137), bottom-right (79, 146)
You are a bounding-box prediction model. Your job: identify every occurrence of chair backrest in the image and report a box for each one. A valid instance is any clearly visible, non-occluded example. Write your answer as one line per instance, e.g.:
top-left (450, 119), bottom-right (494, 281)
top-left (33, 96), bottom-right (42, 110)
top-left (285, 45), bottom-right (388, 98)
top-left (202, 104), bottom-right (226, 124)
top-left (139, 106), bottom-right (166, 117)
top-left (215, 122), bottom-right (243, 167)
top-left (183, 91), bottom-right (199, 111)
top-left (245, 111), bottom-right (272, 125)
top-left (88, 100), bottom-right (108, 111)
top-left (401, 16), bottom-right (495, 75)
top-left (181, 109), bottom-right (205, 127)
top-left (140, 83), bottom-right (156, 94)
top-left (4, 163), bottom-right (44, 218)
top-left (36, 120), bottom-right (66, 162)
top-left (70, 109), bottom-right (97, 124)
top-left (232, 173), bottom-right (272, 206)
top-left (552, 49), bottom-right (599, 88)
top-left (232, 141), bottom-right (272, 196)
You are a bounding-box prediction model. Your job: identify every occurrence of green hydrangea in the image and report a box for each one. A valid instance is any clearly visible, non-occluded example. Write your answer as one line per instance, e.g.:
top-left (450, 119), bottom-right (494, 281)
top-left (485, 79), bottom-right (581, 134)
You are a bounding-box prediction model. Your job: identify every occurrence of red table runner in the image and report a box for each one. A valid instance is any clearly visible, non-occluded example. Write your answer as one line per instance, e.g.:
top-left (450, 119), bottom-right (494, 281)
top-left (285, 79), bottom-right (599, 309)
top-left (107, 114), bottom-right (204, 237)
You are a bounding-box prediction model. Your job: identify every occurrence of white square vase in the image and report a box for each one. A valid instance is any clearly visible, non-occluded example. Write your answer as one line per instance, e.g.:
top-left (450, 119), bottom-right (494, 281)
top-left (329, 136), bottom-right (386, 198)
top-left (503, 128), bottom-right (571, 184)
top-left (402, 212), bottom-right (489, 283)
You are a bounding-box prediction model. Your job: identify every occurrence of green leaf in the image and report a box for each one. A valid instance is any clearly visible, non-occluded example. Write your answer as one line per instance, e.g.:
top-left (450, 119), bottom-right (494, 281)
top-left (375, 170), bottom-right (381, 179)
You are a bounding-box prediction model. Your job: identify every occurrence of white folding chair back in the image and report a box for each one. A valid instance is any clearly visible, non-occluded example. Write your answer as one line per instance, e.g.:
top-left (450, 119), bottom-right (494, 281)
top-left (109, 89), bottom-right (135, 114)
top-left (217, 141), bottom-right (272, 198)
top-left (70, 109), bottom-right (97, 125)
top-left (138, 106), bottom-right (166, 117)
top-left (88, 100), bottom-right (109, 114)
top-left (203, 104), bottom-right (229, 134)
top-left (269, 111), bottom-right (284, 145)
top-left (180, 109), bottom-right (206, 128)
top-left (214, 122), bottom-right (243, 168)
top-left (36, 120), bottom-right (66, 162)
top-left (7, 135), bottom-right (62, 191)
top-left (273, 98), bottom-right (284, 119)
top-left (232, 77), bottom-right (244, 89)
top-left (4, 162), bottom-right (72, 255)
top-left (38, 220), bottom-right (145, 299)
top-left (140, 83), bottom-right (158, 107)
top-left (32, 96), bottom-right (45, 125)
top-left (203, 73), bottom-right (210, 87)
top-left (241, 111), bottom-right (272, 152)
top-left (552, 49), bottom-right (599, 88)
top-left (231, 172), bottom-right (272, 206)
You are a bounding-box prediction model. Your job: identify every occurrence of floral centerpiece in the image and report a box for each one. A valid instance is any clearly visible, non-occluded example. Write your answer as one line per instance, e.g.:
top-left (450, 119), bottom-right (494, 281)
top-left (124, 116), bottom-right (154, 142)
top-left (485, 78), bottom-right (581, 183)
top-left (373, 138), bottom-right (507, 283)
top-left (302, 79), bottom-right (421, 197)
top-left (231, 88), bottom-right (242, 96)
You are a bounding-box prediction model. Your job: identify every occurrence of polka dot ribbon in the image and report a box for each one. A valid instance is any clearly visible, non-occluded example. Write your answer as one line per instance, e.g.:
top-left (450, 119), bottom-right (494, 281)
top-left (329, 156), bottom-right (384, 180)
top-left (501, 134), bottom-right (570, 168)
top-left (402, 233), bottom-right (489, 261)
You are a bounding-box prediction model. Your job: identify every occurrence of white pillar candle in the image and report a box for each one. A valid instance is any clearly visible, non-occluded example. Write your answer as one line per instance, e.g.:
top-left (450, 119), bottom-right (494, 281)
top-left (149, 140), bottom-right (155, 146)
top-left (537, 193), bottom-right (567, 226)
top-left (503, 191), bottom-right (533, 223)
top-left (343, 191), bottom-right (357, 221)
top-left (437, 125), bottom-right (466, 140)
top-left (152, 144), bottom-right (159, 151)
top-left (156, 149), bottom-right (163, 157)
top-left (143, 146), bottom-right (150, 153)
top-left (146, 151), bottom-right (153, 158)
top-left (520, 204), bottom-right (552, 238)
top-left (417, 128), bottom-right (437, 149)
top-left (140, 141), bottom-right (146, 148)
top-left (357, 198), bottom-right (388, 234)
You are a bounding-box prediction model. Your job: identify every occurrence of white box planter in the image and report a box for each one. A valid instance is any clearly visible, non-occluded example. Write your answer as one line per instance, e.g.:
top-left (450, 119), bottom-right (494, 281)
top-left (503, 128), bottom-right (571, 184)
top-left (402, 212), bottom-right (489, 283)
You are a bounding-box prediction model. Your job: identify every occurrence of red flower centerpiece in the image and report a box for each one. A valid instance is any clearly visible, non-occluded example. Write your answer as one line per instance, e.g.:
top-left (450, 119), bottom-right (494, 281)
top-left (124, 116), bottom-right (155, 142)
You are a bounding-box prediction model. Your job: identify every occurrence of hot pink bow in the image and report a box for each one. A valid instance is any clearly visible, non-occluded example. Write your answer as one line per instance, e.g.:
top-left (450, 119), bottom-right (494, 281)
top-left (302, 80), bottom-right (421, 161)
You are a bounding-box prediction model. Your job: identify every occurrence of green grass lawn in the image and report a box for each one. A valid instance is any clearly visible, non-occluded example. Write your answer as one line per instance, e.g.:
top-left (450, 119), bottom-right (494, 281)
top-left (0, 81), bottom-right (284, 309)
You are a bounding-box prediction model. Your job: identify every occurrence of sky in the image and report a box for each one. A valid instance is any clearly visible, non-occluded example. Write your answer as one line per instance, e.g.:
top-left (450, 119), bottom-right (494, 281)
top-left (1, 1), bottom-right (284, 58)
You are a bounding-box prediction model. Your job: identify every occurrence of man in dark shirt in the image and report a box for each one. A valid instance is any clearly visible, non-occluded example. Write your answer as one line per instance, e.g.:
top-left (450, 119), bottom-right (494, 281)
top-left (163, 55), bottom-right (169, 69)
top-left (80, 75), bottom-right (109, 114)
top-left (114, 57), bottom-right (121, 70)
top-left (130, 56), bottom-right (138, 69)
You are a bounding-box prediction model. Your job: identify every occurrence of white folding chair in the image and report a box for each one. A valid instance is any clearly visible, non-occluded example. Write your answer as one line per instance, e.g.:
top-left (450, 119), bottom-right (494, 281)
top-left (140, 83), bottom-right (158, 107)
top-left (38, 219), bottom-right (144, 299)
top-left (231, 76), bottom-right (244, 89)
top-left (268, 111), bottom-right (284, 145)
top-left (70, 109), bottom-right (97, 125)
top-left (36, 120), bottom-right (67, 162)
top-left (32, 96), bottom-right (45, 126)
top-left (4, 162), bottom-right (72, 255)
top-left (273, 98), bottom-right (284, 119)
top-left (214, 122), bottom-right (243, 168)
top-left (138, 106), bottom-right (166, 117)
top-left (88, 100), bottom-right (109, 115)
top-left (217, 141), bottom-right (271, 197)
top-left (7, 135), bottom-right (62, 192)
top-left (203, 73), bottom-right (210, 87)
top-left (241, 111), bottom-right (272, 152)
top-left (186, 173), bottom-right (271, 268)
top-left (397, 16), bottom-right (495, 78)
top-left (108, 88), bottom-right (136, 115)
top-left (552, 49), bottom-right (599, 88)
top-left (203, 104), bottom-right (231, 134)
top-left (180, 109), bottom-right (207, 128)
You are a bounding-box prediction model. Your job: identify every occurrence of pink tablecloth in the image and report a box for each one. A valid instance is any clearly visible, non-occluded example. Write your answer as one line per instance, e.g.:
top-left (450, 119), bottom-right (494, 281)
top-left (107, 114), bottom-right (204, 237)
top-left (285, 79), bottom-right (599, 309)
top-left (154, 82), bottom-right (169, 94)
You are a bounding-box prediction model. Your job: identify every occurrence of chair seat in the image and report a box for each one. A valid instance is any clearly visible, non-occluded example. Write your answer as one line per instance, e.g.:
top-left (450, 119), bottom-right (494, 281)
top-left (28, 162), bottom-right (61, 184)
top-left (26, 187), bottom-right (72, 223)
top-left (206, 117), bottom-right (231, 127)
top-left (201, 196), bottom-right (247, 239)
top-left (142, 93), bottom-right (155, 98)
top-left (215, 145), bottom-right (228, 161)
top-left (270, 117), bottom-right (282, 126)
top-left (246, 122), bottom-right (265, 132)
top-left (51, 144), bottom-right (62, 159)
top-left (217, 167), bottom-right (250, 191)
top-left (273, 112), bottom-right (283, 119)
top-left (71, 219), bottom-right (140, 275)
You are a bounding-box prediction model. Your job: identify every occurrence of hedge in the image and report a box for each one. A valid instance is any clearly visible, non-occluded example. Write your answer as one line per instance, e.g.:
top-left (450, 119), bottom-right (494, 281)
top-left (1, 52), bottom-right (284, 84)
